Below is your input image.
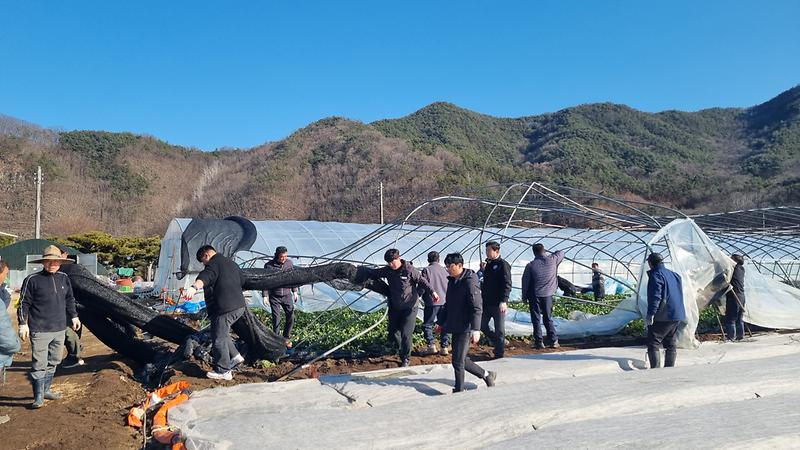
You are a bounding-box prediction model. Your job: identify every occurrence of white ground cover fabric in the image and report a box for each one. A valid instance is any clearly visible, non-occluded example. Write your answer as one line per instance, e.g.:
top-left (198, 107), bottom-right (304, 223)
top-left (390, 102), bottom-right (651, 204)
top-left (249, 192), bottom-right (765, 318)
top-left (171, 332), bottom-right (800, 449)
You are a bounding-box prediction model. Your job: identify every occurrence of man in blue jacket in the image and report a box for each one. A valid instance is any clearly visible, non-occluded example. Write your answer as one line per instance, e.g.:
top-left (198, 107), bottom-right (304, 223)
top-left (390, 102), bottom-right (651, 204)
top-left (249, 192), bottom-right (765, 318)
top-left (645, 252), bottom-right (686, 369)
top-left (436, 252), bottom-right (496, 392)
top-left (0, 261), bottom-right (20, 383)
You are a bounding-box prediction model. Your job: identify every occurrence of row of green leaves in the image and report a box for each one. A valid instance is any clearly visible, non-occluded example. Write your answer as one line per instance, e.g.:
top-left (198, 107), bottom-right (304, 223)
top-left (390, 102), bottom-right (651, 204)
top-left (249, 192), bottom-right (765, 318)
top-left (251, 293), bottom-right (723, 355)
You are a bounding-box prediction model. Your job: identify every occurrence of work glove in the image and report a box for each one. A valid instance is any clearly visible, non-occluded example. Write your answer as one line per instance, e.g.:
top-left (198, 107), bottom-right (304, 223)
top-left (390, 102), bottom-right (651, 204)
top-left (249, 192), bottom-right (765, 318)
top-left (292, 291), bottom-right (299, 303)
top-left (646, 315), bottom-right (655, 326)
top-left (182, 286), bottom-right (196, 301)
top-left (432, 292), bottom-right (441, 304)
top-left (470, 330), bottom-right (481, 344)
top-left (499, 302), bottom-right (508, 315)
top-left (434, 324), bottom-right (443, 335)
top-left (19, 324), bottom-right (29, 341)
top-left (71, 317), bottom-right (82, 331)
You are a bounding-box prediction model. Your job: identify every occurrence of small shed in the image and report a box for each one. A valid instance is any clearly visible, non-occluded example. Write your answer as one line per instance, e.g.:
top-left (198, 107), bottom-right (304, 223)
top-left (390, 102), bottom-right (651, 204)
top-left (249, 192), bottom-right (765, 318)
top-left (0, 239), bottom-right (106, 289)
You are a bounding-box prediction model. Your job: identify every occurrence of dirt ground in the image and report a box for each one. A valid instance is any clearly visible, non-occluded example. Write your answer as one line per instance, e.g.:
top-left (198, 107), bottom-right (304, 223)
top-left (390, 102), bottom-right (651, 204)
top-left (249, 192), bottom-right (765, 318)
top-left (0, 316), bottom-right (724, 450)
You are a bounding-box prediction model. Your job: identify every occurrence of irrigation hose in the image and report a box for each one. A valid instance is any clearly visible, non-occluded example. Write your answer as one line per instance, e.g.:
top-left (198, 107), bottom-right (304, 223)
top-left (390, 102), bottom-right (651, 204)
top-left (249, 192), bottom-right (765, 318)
top-left (277, 304), bottom-right (389, 382)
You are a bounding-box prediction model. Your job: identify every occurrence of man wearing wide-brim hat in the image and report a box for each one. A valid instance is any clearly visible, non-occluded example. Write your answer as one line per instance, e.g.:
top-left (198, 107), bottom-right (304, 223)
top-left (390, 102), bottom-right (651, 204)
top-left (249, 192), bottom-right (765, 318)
top-left (17, 245), bottom-right (81, 409)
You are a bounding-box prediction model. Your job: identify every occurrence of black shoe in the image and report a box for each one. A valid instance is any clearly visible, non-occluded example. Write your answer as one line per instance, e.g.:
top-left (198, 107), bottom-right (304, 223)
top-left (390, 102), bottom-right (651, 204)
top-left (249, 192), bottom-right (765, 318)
top-left (533, 341), bottom-right (545, 349)
top-left (484, 371), bottom-right (497, 387)
top-left (647, 348), bottom-right (661, 369)
top-left (400, 359), bottom-right (410, 368)
top-left (664, 350), bottom-right (677, 368)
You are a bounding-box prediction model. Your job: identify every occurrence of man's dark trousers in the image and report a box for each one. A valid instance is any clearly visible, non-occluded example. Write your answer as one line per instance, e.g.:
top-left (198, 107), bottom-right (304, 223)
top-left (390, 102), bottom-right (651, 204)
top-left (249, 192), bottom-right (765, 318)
top-left (423, 304), bottom-right (449, 348)
top-left (269, 296), bottom-right (295, 339)
top-left (480, 303), bottom-right (505, 357)
top-left (211, 307), bottom-right (245, 372)
top-left (647, 320), bottom-right (680, 367)
top-left (529, 296), bottom-right (557, 344)
top-left (451, 331), bottom-right (485, 392)
top-left (724, 297), bottom-right (745, 340)
top-left (388, 307), bottom-right (417, 361)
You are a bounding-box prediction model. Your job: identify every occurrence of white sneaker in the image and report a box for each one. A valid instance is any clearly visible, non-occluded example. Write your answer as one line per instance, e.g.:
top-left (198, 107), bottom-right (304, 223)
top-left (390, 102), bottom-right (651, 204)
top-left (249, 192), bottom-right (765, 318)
top-left (231, 354), bottom-right (245, 367)
top-left (206, 370), bottom-right (233, 381)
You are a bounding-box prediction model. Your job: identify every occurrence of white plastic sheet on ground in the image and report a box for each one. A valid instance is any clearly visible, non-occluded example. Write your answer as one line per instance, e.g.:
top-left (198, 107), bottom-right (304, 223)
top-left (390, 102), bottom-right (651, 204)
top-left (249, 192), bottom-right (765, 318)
top-left (170, 332), bottom-right (800, 449)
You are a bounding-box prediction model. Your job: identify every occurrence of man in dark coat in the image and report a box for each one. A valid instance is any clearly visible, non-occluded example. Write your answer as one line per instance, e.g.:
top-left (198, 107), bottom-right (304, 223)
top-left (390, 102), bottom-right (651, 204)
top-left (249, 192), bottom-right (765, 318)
top-left (263, 246), bottom-right (298, 347)
top-left (368, 249), bottom-right (438, 367)
top-left (724, 254), bottom-right (746, 341)
top-left (645, 252), bottom-right (686, 369)
top-left (183, 245), bottom-right (246, 380)
top-left (18, 245), bottom-right (81, 408)
top-left (591, 262), bottom-right (606, 301)
top-left (435, 252), bottom-right (496, 392)
top-left (420, 251), bottom-right (449, 355)
top-left (521, 244), bottom-right (565, 349)
top-left (56, 246), bottom-right (84, 368)
top-left (480, 241), bottom-right (512, 359)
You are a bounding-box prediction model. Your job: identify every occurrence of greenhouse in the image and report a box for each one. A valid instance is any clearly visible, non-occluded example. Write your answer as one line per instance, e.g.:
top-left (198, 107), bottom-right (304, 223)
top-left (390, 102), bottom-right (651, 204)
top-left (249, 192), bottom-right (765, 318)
top-left (153, 183), bottom-right (800, 348)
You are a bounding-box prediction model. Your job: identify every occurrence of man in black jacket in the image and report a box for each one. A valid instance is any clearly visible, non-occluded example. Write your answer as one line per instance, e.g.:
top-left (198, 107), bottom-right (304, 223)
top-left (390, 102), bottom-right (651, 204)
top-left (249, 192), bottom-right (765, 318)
top-left (183, 245), bottom-right (246, 380)
top-left (480, 241), bottom-right (512, 358)
top-left (436, 252), bottom-right (496, 392)
top-left (18, 245), bottom-right (81, 408)
top-left (263, 246), bottom-right (298, 347)
top-left (591, 263), bottom-right (606, 301)
top-left (368, 249), bottom-right (438, 367)
top-left (724, 254), bottom-right (746, 341)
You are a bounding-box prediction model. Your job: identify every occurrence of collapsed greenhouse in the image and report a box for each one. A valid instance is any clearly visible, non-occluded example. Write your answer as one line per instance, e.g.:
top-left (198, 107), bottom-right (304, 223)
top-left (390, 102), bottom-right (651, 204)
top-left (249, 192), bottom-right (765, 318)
top-left (151, 183), bottom-right (800, 355)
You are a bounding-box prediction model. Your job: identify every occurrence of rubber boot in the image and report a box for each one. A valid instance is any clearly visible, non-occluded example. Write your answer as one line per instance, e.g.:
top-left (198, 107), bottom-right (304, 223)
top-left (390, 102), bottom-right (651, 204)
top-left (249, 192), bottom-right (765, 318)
top-left (664, 349), bottom-right (677, 368)
top-left (43, 373), bottom-right (61, 400)
top-left (31, 378), bottom-right (45, 409)
top-left (647, 348), bottom-right (661, 369)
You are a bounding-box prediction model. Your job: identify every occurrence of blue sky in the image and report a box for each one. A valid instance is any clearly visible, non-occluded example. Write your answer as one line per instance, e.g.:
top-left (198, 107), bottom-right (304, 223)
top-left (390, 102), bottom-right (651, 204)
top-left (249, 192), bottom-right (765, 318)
top-left (1, 1), bottom-right (798, 150)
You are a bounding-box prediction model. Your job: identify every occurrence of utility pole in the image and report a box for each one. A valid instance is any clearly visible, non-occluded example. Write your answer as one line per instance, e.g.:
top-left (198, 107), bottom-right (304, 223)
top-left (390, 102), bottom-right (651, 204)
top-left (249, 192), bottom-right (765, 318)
top-left (35, 166), bottom-right (42, 239)
top-left (379, 182), bottom-right (384, 225)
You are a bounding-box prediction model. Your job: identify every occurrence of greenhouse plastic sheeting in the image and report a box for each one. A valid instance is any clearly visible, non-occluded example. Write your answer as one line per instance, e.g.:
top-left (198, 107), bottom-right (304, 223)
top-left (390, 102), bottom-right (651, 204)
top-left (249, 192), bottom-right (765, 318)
top-left (154, 218), bottom-right (800, 345)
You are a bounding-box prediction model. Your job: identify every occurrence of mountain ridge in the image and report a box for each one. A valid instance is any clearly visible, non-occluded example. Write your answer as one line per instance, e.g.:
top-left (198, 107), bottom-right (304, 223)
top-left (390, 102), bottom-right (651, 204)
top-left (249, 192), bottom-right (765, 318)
top-left (0, 85), bottom-right (798, 237)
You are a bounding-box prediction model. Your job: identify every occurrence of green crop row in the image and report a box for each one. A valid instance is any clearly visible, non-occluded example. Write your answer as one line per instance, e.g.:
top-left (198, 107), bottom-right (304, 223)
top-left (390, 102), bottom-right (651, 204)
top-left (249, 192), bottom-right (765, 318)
top-left (250, 297), bottom-right (723, 356)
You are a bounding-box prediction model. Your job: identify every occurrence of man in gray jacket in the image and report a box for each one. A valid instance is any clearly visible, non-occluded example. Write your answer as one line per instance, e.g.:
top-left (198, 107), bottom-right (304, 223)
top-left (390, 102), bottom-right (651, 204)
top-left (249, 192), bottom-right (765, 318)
top-left (521, 243), bottom-right (565, 349)
top-left (263, 246), bottom-right (299, 348)
top-left (420, 251), bottom-right (449, 355)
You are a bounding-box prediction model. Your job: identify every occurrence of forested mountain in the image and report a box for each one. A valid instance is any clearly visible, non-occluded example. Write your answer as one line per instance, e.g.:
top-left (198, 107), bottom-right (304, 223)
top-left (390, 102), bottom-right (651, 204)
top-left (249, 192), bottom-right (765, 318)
top-left (1, 86), bottom-right (798, 237)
